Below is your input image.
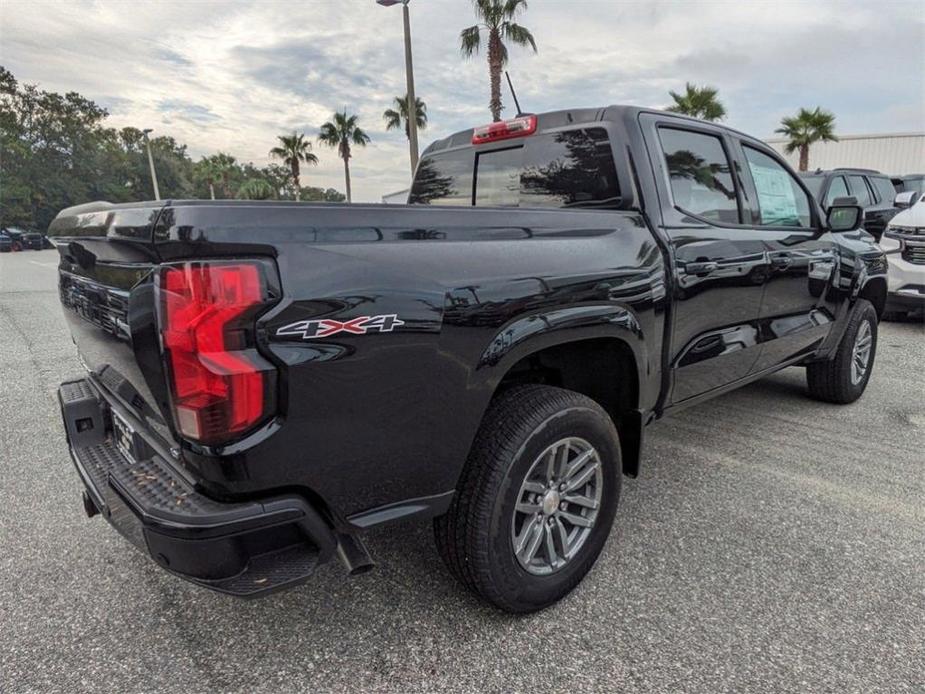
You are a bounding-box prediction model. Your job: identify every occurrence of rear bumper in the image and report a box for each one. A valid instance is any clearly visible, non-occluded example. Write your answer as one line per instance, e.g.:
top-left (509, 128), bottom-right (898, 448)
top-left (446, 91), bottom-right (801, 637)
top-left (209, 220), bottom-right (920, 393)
top-left (57, 378), bottom-right (341, 597)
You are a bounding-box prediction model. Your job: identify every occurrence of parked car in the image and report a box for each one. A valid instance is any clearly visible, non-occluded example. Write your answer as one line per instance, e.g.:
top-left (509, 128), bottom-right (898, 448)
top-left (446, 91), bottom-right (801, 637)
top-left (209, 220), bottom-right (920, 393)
top-left (879, 191), bottom-right (925, 319)
top-left (891, 174), bottom-right (925, 200)
top-left (49, 106), bottom-right (886, 612)
top-left (0, 231), bottom-right (12, 252)
top-left (799, 168), bottom-right (900, 240)
top-left (1, 226), bottom-right (45, 250)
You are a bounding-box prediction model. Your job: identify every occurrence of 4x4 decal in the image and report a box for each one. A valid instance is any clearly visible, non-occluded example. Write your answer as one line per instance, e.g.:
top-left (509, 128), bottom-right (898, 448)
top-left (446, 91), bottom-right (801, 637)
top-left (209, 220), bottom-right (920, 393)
top-left (276, 314), bottom-right (405, 339)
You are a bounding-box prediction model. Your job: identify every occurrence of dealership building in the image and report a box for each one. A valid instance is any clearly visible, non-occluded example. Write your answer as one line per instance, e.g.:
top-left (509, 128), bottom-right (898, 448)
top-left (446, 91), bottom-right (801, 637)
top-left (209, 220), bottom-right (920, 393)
top-left (765, 132), bottom-right (924, 175)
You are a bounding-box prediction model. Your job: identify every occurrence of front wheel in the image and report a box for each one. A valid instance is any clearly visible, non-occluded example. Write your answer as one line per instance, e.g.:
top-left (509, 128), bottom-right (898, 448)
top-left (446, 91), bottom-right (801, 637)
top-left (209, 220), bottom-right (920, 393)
top-left (806, 299), bottom-right (878, 404)
top-left (434, 385), bottom-right (621, 613)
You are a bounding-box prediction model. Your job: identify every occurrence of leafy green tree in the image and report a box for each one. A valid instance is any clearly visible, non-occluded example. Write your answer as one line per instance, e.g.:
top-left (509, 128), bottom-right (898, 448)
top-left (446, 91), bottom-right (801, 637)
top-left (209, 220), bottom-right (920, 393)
top-left (383, 94), bottom-right (427, 139)
top-left (256, 163), bottom-right (295, 199)
top-left (1, 66), bottom-right (125, 229)
top-left (460, 0), bottom-right (537, 122)
top-left (666, 83), bottom-right (726, 122)
top-left (269, 132), bottom-right (318, 199)
top-left (237, 178), bottom-right (276, 200)
top-left (0, 66), bottom-right (349, 227)
top-left (301, 186), bottom-right (346, 202)
top-left (775, 107), bottom-right (838, 172)
top-left (193, 157), bottom-right (222, 200)
top-left (318, 110), bottom-right (370, 203)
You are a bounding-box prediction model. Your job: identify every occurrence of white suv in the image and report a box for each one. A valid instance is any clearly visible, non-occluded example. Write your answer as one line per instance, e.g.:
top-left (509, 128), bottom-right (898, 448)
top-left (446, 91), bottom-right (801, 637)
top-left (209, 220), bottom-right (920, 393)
top-left (880, 192), bottom-right (925, 319)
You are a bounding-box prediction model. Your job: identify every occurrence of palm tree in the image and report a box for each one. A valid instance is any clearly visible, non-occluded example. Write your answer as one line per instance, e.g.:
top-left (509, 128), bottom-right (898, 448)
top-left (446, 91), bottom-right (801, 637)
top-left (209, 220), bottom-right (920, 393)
top-left (209, 153), bottom-right (237, 198)
top-left (383, 95), bottom-right (427, 140)
top-left (775, 107), bottom-right (838, 172)
top-left (269, 132), bottom-right (318, 199)
top-left (237, 178), bottom-right (275, 200)
top-left (666, 83), bottom-right (726, 121)
top-left (460, 0), bottom-right (537, 122)
top-left (193, 157), bottom-right (220, 200)
top-left (318, 110), bottom-right (370, 203)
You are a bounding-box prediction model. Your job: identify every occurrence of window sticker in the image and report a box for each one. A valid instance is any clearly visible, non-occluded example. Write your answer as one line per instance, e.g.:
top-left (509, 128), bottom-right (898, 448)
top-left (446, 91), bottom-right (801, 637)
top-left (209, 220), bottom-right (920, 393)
top-left (749, 161), bottom-right (800, 225)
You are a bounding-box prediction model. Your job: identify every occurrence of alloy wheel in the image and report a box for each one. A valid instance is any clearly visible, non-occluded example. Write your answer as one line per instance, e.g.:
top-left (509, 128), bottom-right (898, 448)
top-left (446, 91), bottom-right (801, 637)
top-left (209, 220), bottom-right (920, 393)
top-left (510, 437), bottom-right (603, 576)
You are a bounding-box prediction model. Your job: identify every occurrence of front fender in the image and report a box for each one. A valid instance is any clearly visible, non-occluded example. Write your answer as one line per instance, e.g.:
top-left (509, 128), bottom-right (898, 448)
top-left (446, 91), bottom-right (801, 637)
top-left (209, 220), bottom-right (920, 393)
top-left (815, 248), bottom-right (887, 360)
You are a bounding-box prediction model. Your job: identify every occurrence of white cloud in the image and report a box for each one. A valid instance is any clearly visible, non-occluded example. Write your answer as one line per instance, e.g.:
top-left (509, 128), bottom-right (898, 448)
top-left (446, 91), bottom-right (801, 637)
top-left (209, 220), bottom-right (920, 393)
top-left (1, 0), bottom-right (922, 201)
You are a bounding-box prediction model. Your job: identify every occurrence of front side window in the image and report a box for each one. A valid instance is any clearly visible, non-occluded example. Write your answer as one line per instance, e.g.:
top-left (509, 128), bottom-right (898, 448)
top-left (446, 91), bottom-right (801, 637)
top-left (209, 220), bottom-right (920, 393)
top-left (742, 146), bottom-right (812, 227)
top-left (825, 176), bottom-right (850, 207)
top-left (659, 128), bottom-right (739, 224)
top-left (846, 175), bottom-right (872, 206)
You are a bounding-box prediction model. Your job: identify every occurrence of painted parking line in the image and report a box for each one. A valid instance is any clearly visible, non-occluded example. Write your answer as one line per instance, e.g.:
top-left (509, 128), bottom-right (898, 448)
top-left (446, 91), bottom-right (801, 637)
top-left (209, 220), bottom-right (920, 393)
top-left (28, 260), bottom-right (59, 268)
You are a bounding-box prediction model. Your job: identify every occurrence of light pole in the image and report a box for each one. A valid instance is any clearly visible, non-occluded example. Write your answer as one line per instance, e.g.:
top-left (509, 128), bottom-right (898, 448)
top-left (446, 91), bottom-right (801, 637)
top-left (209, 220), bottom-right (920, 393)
top-left (377, 0), bottom-right (419, 174)
top-left (141, 128), bottom-right (161, 200)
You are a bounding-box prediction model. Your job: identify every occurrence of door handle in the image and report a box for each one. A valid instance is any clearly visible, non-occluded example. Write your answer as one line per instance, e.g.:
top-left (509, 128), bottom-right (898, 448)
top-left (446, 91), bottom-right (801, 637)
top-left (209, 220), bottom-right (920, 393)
top-left (684, 261), bottom-right (718, 275)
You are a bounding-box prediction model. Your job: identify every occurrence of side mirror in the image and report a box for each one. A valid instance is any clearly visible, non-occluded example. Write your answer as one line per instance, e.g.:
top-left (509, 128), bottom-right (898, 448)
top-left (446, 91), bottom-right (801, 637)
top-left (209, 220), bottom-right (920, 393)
top-left (894, 191), bottom-right (916, 209)
top-left (826, 204), bottom-right (863, 232)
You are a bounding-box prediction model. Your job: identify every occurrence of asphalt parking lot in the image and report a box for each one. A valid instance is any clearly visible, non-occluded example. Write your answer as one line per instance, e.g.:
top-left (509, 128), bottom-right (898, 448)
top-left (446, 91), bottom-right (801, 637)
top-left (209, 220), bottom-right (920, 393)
top-left (1, 248), bottom-right (923, 694)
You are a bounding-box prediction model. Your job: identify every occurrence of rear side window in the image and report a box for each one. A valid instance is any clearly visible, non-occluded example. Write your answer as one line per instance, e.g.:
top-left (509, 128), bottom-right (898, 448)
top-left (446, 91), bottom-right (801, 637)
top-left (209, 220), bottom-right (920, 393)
top-left (869, 176), bottom-right (896, 204)
top-left (742, 146), bottom-right (812, 228)
top-left (824, 176), bottom-right (850, 206)
top-left (846, 175), bottom-right (872, 206)
top-left (658, 128), bottom-right (739, 224)
top-left (408, 148), bottom-right (473, 205)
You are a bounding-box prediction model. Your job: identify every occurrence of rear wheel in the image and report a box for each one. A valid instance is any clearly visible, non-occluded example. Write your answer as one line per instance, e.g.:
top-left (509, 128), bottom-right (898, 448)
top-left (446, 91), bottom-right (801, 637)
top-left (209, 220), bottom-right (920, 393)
top-left (434, 385), bottom-right (621, 613)
top-left (806, 299), bottom-right (878, 404)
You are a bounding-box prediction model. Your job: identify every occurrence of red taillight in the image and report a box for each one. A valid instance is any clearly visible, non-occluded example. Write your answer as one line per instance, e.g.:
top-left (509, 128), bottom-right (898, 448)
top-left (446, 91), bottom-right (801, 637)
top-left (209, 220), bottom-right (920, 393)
top-left (160, 261), bottom-right (276, 445)
top-left (471, 114), bottom-right (537, 145)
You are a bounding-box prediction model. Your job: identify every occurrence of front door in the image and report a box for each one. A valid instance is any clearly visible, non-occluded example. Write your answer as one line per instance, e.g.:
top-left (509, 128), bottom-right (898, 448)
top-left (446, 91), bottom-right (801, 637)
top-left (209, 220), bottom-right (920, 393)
top-left (642, 116), bottom-right (770, 404)
top-left (733, 142), bottom-right (838, 372)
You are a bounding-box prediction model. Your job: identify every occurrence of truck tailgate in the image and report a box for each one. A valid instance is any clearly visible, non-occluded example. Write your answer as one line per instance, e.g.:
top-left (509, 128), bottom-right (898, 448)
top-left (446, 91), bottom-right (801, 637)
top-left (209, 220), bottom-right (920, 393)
top-left (50, 202), bottom-right (173, 445)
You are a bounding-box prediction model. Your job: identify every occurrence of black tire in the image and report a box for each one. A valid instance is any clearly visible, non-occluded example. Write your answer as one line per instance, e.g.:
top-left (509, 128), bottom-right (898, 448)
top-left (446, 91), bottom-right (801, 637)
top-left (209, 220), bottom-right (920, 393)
top-left (806, 299), bottom-right (878, 404)
top-left (434, 384), bottom-right (621, 613)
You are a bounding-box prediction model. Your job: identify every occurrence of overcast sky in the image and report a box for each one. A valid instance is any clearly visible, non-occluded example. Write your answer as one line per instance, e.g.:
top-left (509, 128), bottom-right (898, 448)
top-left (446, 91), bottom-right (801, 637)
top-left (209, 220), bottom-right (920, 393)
top-left (2, 0), bottom-right (923, 201)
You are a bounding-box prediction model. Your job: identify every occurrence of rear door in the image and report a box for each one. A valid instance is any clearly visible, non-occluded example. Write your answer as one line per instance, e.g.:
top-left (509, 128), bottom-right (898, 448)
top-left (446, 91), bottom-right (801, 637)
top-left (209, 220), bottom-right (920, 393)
top-left (733, 141), bottom-right (839, 371)
top-left (640, 115), bottom-right (769, 404)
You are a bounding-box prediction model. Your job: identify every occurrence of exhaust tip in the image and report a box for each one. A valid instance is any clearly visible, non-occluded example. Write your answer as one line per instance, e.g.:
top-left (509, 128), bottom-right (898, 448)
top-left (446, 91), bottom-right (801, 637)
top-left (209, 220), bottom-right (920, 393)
top-left (335, 533), bottom-right (375, 576)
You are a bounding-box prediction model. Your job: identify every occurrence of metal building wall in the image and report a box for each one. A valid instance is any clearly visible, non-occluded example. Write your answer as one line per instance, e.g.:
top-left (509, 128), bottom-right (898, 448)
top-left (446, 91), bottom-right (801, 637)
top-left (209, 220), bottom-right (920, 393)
top-left (765, 133), bottom-right (924, 175)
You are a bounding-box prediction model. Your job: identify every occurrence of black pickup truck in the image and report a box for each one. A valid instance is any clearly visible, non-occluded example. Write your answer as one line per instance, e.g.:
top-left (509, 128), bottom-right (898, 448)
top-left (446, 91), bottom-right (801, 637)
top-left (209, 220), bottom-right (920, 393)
top-left (50, 106), bottom-right (886, 612)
